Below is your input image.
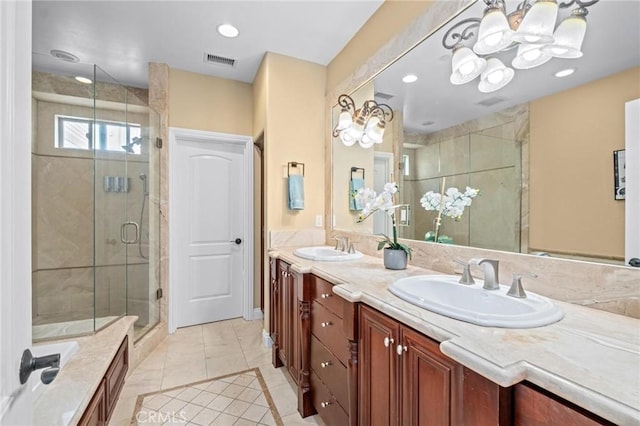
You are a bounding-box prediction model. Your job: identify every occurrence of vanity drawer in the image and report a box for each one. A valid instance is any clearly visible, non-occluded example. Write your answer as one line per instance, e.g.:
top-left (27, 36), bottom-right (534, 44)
top-left (311, 275), bottom-right (344, 318)
top-left (311, 371), bottom-right (349, 426)
top-left (311, 301), bottom-right (349, 364)
top-left (310, 335), bottom-right (348, 411)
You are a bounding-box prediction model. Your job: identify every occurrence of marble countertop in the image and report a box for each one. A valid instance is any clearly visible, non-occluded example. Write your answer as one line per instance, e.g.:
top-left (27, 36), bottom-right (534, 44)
top-left (33, 316), bottom-right (136, 426)
top-left (270, 248), bottom-right (640, 425)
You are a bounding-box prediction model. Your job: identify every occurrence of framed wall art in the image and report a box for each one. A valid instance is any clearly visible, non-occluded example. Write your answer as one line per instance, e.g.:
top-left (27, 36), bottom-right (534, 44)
top-left (614, 149), bottom-right (626, 200)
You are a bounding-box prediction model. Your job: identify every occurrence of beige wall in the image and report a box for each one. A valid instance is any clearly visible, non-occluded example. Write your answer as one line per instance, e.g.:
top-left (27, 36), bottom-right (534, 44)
top-left (327, 1), bottom-right (434, 92)
top-left (262, 53), bottom-right (327, 231)
top-left (332, 81), bottom-right (375, 232)
top-left (168, 68), bottom-right (253, 135)
top-left (530, 67), bottom-right (640, 259)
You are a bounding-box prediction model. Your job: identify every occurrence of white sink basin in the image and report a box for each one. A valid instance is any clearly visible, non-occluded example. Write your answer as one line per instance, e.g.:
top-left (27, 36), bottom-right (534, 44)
top-left (389, 275), bottom-right (563, 328)
top-left (293, 246), bottom-right (363, 262)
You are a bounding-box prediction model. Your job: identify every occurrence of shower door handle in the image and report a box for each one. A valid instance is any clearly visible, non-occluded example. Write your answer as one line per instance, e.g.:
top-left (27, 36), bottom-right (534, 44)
top-left (120, 221), bottom-right (140, 244)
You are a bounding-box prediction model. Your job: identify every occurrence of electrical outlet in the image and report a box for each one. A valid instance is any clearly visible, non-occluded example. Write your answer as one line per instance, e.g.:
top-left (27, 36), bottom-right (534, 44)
top-left (315, 215), bottom-right (323, 228)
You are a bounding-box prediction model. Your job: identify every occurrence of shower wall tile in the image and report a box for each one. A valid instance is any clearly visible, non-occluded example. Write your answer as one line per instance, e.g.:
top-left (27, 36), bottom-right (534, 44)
top-left (413, 143), bottom-right (440, 180)
top-left (439, 135), bottom-right (469, 177)
top-left (32, 155), bottom-right (94, 270)
top-left (95, 265), bottom-right (127, 318)
top-left (469, 168), bottom-right (520, 252)
top-left (32, 267), bottom-right (93, 325)
top-left (469, 133), bottom-right (516, 172)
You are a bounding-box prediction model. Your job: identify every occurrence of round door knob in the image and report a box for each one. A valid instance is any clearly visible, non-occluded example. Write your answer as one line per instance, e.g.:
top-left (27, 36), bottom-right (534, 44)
top-left (321, 293), bottom-right (331, 299)
top-left (383, 337), bottom-right (394, 347)
top-left (320, 361), bottom-right (332, 368)
top-left (230, 238), bottom-right (242, 245)
top-left (320, 401), bottom-right (331, 408)
top-left (321, 321), bottom-right (332, 327)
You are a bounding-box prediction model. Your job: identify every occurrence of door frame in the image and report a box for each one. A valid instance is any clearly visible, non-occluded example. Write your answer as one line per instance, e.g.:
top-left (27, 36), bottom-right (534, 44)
top-left (168, 128), bottom-right (254, 334)
top-left (625, 99), bottom-right (639, 265)
top-left (0, 0), bottom-right (33, 422)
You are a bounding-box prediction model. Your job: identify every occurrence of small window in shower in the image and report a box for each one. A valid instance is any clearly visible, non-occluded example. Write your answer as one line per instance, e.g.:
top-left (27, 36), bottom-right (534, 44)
top-left (55, 115), bottom-right (141, 154)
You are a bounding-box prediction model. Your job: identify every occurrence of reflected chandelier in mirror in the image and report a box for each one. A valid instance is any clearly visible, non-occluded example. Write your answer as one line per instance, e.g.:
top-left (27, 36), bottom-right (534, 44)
top-left (443, 0), bottom-right (600, 93)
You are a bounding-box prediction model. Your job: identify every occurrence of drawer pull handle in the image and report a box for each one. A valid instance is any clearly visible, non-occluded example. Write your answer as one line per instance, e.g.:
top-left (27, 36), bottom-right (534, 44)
top-left (320, 361), bottom-right (332, 368)
top-left (321, 321), bottom-right (332, 328)
top-left (383, 337), bottom-right (394, 348)
top-left (320, 401), bottom-right (331, 408)
top-left (396, 344), bottom-right (407, 355)
top-left (321, 293), bottom-right (331, 299)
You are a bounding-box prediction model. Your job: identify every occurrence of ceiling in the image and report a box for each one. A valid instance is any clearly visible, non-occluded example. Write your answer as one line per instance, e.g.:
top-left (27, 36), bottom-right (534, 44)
top-left (32, 0), bottom-right (384, 88)
top-left (370, 0), bottom-right (640, 135)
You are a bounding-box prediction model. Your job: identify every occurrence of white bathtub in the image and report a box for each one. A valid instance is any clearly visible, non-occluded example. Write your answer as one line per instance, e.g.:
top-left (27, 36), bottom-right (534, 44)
top-left (30, 340), bottom-right (79, 400)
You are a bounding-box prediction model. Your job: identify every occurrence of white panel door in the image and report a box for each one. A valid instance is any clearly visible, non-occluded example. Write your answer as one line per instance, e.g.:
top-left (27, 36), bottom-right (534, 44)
top-left (1, 0), bottom-right (33, 423)
top-left (173, 135), bottom-right (246, 328)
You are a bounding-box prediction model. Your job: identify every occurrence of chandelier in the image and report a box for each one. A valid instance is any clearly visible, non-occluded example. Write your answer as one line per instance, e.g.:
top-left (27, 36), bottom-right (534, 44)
top-left (333, 94), bottom-right (394, 148)
top-left (443, 0), bottom-right (599, 93)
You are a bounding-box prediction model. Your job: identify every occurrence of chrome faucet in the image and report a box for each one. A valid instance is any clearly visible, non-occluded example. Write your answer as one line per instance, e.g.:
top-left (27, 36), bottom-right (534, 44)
top-left (453, 258), bottom-right (475, 285)
top-left (469, 258), bottom-right (500, 290)
top-left (333, 236), bottom-right (349, 252)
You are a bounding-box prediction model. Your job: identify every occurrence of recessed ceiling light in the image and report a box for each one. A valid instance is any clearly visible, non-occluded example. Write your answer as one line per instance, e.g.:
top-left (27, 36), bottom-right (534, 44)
top-left (402, 74), bottom-right (418, 83)
top-left (555, 68), bottom-right (576, 78)
top-left (75, 76), bottom-right (92, 84)
top-left (217, 24), bottom-right (239, 38)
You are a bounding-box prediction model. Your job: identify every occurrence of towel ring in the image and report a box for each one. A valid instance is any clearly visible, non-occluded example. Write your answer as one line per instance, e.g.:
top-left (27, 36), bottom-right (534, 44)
top-left (350, 167), bottom-right (365, 181)
top-left (287, 162), bottom-right (305, 177)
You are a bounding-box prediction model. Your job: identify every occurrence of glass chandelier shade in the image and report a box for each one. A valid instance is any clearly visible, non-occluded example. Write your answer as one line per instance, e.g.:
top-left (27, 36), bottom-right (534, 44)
top-left (512, 0), bottom-right (559, 44)
top-left (542, 12), bottom-right (587, 58)
top-left (450, 45), bottom-right (488, 84)
top-left (333, 95), bottom-right (393, 148)
top-left (512, 43), bottom-right (552, 69)
top-left (473, 6), bottom-right (515, 55)
top-left (478, 58), bottom-right (515, 93)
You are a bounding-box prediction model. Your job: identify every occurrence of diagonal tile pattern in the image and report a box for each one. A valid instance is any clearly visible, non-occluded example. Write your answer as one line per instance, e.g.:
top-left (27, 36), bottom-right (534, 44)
top-left (131, 369), bottom-right (281, 425)
top-left (109, 318), bottom-right (325, 426)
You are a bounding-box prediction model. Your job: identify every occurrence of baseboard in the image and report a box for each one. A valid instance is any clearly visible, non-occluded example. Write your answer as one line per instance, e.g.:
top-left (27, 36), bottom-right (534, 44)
top-left (262, 329), bottom-right (273, 348)
top-left (253, 308), bottom-right (264, 320)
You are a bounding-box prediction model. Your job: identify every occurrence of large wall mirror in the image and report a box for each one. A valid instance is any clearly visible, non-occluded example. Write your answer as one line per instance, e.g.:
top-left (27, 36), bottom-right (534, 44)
top-left (331, 0), bottom-right (639, 266)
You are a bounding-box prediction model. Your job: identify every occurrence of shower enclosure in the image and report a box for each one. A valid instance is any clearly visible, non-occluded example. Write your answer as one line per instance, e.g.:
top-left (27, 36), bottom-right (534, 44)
top-left (31, 60), bottom-right (161, 342)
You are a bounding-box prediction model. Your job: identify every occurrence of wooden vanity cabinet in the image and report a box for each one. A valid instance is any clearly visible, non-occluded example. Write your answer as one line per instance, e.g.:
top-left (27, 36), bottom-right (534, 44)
top-left (301, 274), bottom-right (358, 425)
top-left (359, 305), bottom-right (509, 426)
top-left (513, 382), bottom-right (615, 425)
top-left (269, 259), bottom-right (301, 384)
top-left (79, 335), bottom-right (129, 426)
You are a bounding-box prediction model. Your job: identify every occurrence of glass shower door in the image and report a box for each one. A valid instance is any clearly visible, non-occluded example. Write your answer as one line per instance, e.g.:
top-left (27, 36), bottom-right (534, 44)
top-left (93, 64), bottom-right (130, 331)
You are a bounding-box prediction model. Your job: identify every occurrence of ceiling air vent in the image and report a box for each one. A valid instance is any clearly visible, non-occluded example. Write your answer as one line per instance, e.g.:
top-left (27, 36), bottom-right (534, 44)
top-left (374, 91), bottom-right (394, 100)
top-left (203, 52), bottom-right (237, 67)
top-left (477, 96), bottom-right (506, 107)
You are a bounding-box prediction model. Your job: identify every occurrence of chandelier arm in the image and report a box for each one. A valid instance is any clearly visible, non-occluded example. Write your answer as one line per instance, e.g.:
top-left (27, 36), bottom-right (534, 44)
top-left (370, 104), bottom-right (394, 123)
top-left (559, 0), bottom-right (598, 9)
top-left (442, 18), bottom-right (481, 50)
top-left (337, 94), bottom-right (356, 112)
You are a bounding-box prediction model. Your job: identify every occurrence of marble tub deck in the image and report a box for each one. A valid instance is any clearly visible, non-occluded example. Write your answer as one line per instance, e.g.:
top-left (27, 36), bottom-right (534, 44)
top-left (271, 248), bottom-right (640, 425)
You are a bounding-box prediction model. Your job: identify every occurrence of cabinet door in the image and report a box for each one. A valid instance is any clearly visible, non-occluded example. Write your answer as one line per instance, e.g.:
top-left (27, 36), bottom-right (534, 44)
top-left (277, 261), bottom-right (290, 367)
top-left (288, 270), bottom-right (301, 384)
top-left (359, 305), bottom-right (400, 426)
top-left (78, 379), bottom-right (106, 426)
top-left (514, 383), bottom-right (614, 425)
top-left (270, 258), bottom-right (283, 368)
top-left (400, 327), bottom-right (462, 426)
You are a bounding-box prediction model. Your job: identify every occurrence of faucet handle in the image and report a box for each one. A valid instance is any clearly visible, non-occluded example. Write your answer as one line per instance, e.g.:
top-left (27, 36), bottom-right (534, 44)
top-left (348, 241), bottom-right (357, 254)
top-left (332, 236), bottom-right (343, 251)
top-left (507, 273), bottom-right (538, 298)
top-left (453, 258), bottom-right (475, 285)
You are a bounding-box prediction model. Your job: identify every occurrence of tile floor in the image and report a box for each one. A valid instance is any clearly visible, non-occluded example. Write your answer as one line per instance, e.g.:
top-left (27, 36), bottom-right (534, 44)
top-left (109, 318), bottom-right (325, 426)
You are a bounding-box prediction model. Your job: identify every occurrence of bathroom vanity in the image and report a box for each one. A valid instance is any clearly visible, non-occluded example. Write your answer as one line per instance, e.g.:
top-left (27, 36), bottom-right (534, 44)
top-left (269, 250), bottom-right (638, 425)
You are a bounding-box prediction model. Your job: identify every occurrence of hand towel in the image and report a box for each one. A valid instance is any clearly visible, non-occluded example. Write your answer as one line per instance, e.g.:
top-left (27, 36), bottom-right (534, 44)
top-left (350, 178), bottom-right (365, 211)
top-left (288, 175), bottom-right (305, 210)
